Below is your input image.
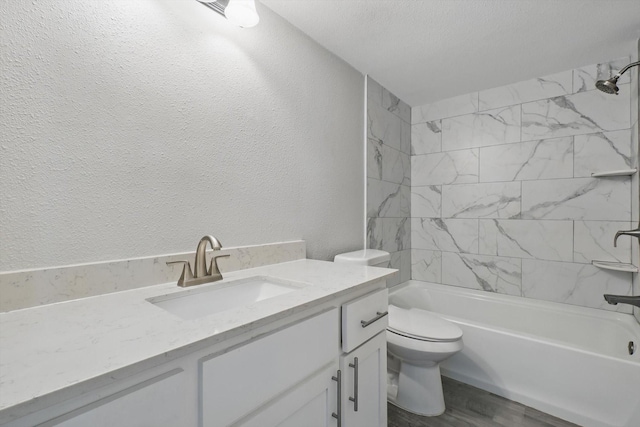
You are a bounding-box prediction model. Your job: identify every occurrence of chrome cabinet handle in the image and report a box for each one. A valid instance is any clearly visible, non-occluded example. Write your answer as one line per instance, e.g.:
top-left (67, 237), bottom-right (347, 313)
top-left (332, 370), bottom-right (342, 427)
top-left (348, 357), bottom-right (359, 411)
top-left (360, 311), bottom-right (388, 328)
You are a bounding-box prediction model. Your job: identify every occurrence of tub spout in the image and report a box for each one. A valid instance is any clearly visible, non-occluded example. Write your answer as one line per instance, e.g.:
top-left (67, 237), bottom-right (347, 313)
top-left (603, 294), bottom-right (640, 308)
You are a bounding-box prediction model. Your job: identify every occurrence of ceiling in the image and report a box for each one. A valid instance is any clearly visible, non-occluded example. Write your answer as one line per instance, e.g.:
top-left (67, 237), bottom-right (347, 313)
top-left (260, 0), bottom-right (640, 107)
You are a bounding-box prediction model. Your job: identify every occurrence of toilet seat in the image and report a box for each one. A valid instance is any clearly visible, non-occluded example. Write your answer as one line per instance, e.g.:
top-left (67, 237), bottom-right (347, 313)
top-left (388, 305), bottom-right (462, 342)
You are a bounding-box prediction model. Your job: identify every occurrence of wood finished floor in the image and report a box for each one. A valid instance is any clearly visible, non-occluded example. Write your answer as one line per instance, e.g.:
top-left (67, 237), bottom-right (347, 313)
top-left (388, 377), bottom-right (582, 427)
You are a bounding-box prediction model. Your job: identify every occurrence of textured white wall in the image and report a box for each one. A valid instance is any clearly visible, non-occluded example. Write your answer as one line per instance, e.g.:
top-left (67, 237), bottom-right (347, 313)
top-left (0, 0), bottom-right (364, 271)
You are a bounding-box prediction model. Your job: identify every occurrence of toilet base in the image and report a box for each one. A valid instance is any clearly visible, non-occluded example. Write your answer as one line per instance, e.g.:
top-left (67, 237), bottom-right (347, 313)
top-left (393, 362), bottom-right (445, 416)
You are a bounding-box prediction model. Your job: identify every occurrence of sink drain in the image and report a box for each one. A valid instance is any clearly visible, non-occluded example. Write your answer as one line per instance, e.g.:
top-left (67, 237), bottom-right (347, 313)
top-left (629, 341), bottom-right (635, 355)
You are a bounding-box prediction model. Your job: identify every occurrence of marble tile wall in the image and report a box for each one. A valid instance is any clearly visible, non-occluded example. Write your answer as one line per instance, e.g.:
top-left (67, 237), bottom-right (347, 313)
top-left (0, 240), bottom-right (306, 312)
top-left (411, 56), bottom-right (638, 313)
top-left (367, 77), bottom-right (411, 286)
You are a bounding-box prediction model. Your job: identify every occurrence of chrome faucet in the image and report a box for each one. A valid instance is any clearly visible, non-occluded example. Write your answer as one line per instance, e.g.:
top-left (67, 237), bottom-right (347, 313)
top-left (167, 235), bottom-right (230, 287)
top-left (195, 235), bottom-right (222, 277)
top-left (604, 294), bottom-right (640, 309)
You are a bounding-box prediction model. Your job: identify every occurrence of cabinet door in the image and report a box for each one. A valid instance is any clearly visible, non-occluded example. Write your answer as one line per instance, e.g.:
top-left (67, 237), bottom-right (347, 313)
top-left (235, 362), bottom-right (340, 427)
top-left (200, 308), bottom-right (339, 427)
top-left (40, 369), bottom-right (189, 427)
top-left (340, 332), bottom-right (387, 427)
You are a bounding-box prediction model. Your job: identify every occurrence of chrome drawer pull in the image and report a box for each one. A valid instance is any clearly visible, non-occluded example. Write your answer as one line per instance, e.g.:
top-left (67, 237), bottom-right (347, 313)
top-left (348, 357), bottom-right (359, 411)
top-left (360, 311), bottom-right (388, 328)
top-left (332, 370), bottom-right (342, 427)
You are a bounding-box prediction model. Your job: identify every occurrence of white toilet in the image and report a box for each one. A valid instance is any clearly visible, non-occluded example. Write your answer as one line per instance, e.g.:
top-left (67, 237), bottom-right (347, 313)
top-left (334, 249), bottom-right (463, 417)
top-left (386, 304), bottom-right (463, 416)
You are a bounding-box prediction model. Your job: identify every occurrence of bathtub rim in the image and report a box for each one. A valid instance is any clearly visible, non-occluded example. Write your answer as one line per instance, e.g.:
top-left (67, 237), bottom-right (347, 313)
top-left (389, 280), bottom-right (640, 363)
top-left (390, 279), bottom-right (639, 328)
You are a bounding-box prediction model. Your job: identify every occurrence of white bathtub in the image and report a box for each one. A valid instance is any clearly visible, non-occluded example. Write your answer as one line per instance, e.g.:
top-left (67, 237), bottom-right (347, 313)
top-left (389, 280), bottom-right (640, 427)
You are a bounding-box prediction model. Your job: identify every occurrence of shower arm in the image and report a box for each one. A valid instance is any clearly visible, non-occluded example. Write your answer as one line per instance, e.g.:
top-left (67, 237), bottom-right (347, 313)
top-left (611, 60), bottom-right (640, 79)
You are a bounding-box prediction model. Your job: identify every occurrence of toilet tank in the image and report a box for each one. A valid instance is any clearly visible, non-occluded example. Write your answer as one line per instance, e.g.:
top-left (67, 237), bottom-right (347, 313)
top-left (333, 249), bottom-right (390, 268)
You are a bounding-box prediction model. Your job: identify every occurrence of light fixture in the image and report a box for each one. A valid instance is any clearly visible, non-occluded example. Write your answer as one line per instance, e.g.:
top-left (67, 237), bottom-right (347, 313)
top-left (197, 0), bottom-right (260, 28)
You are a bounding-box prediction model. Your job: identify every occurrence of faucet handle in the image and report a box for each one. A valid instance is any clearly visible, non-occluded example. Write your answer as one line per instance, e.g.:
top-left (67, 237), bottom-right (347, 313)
top-left (613, 228), bottom-right (640, 247)
top-left (166, 260), bottom-right (194, 287)
top-left (209, 254), bottom-right (230, 277)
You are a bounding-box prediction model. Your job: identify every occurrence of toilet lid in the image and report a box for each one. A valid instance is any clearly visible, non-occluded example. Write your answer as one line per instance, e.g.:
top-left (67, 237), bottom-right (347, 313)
top-left (387, 305), bottom-right (463, 342)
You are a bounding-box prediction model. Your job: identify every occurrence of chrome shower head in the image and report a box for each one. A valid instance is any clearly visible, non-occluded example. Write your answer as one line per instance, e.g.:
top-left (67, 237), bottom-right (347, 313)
top-left (595, 77), bottom-right (619, 95)
top-left (594, 60), bottom-right (640, 95)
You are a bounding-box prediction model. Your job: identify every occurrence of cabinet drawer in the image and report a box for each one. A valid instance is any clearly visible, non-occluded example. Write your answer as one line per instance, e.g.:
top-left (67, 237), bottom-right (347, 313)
top-left (342, 289), bottom-right (388, 353)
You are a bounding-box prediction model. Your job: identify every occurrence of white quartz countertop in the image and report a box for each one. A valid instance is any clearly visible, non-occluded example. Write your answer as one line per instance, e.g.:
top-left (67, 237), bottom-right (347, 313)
top-left (0, 259), bottom-right (395, 421)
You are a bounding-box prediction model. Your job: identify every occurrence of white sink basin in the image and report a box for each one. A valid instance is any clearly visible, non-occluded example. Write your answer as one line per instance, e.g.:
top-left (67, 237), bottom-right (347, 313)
top-left (148, 276), bottom-right (306, 320)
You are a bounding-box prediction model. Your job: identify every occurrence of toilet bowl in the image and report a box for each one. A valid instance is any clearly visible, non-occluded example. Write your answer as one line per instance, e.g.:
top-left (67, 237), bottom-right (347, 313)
top-left (387, 304), bottom-right (463, 416)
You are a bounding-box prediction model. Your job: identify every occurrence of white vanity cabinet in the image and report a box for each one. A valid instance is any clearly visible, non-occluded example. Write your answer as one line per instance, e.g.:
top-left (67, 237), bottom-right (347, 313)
top-left (339, 289), bottom-right (388, 427)
top-left (197, 286), bottom-right (389, 427)
top-left (236, 287), bottom-right (389, 427)
top-left (2, 279), bottom-right (390, 427)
